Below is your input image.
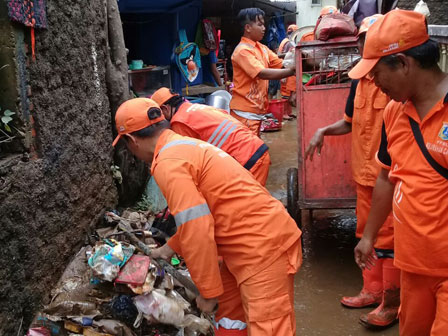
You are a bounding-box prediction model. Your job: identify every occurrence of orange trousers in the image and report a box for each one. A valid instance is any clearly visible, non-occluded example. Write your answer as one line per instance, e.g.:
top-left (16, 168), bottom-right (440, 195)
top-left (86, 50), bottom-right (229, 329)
top-left (399, 271), bottom-right (448, 335)
top-left (356, 183), bottom-right (394, 250)
top-left (249, 151), bottom-right (271, 186)
top-left (230, 111), bottom-right (262, 137)
top-left (215, 241), bottom-right (302, 336)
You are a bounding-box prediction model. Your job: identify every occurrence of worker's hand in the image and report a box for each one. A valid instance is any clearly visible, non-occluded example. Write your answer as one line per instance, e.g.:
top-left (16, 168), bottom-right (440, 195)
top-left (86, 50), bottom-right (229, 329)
top-left (354, 238), bottom-right (377, 270)
top-left (196, 295), bottom-right (219, 314)
top-left (305, 128), bottom-right (325, 161)
top-left (150, 243), bottom-right (175, 261)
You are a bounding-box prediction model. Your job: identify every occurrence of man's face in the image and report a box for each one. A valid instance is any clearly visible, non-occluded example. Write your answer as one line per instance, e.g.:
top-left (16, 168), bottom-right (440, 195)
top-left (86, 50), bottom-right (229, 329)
top-left (369, 58), bottom-right (411, 103)
top-left (357, 34), bottom-right (366, 56)
top-left (124, 135), bottom-right (154, 163)
top-left (160, 104), bottom-right (173, 121)
top-left (246, 15), bottom-right (265, 41)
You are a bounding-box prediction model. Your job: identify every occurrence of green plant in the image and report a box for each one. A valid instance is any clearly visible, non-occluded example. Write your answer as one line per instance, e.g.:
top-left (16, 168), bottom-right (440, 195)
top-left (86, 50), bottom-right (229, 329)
top-left (0, 108), bottom-right (16, 144)
top-left (1, 108), bottom-right (15, 132)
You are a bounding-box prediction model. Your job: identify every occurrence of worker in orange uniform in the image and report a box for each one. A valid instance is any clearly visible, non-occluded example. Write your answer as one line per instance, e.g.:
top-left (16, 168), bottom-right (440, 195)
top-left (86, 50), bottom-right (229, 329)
top-left (300, 5), bottom-right (338, 42)
top-left (230, 8), bottom-right (295, 136)
top-left (278, 24), bottom-right (299, 115)
top-left (112, 97), bottom-right (302, 336)
top-left (150, 87), bottom-right (271, 185)
top-left (350, 10), bottom-right (448, 335)
top-left (305, 14), bottom-right (399, 329)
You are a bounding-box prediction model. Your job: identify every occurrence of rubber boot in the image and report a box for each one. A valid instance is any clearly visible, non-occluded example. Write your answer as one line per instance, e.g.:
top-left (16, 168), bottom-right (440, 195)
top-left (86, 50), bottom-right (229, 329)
top-left (359, 258), bottom-right (400, 329)
top-left (341, 258), bottom-right (383, 308)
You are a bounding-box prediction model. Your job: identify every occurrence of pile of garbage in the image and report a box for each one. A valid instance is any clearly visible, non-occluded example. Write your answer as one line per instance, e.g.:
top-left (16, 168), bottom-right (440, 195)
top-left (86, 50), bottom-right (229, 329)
top-left (26, 209), bottom-right (214, 336)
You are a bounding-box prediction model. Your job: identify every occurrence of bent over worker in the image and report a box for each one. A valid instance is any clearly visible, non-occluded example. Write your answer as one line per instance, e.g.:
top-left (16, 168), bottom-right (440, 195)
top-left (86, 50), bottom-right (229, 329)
top-left (230, 8), bottom-right (295, 136)
top-left (305, 15), bottom-right (398, 329)
top-left (112, 97), bottom-right (302, 336)
top-left (151, 87), bottom-right (271, 185)
top-left (350, 10), bottom-right (448, 336)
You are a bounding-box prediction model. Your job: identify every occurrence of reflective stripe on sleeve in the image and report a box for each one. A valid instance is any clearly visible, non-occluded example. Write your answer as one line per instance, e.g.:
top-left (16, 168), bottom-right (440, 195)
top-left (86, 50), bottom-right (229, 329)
top-left (160, 139), bottom-right (197, 153)
top-left (207, 120), bottom-right (229, 144)
top-left (217, 124), bottom-right (238, 149)
top-left (174, 203), bottom-right (211, 227)
top-left (212, 122), bottom-right (233, 146)
top-left (215, 317), bottom-right (247, 331)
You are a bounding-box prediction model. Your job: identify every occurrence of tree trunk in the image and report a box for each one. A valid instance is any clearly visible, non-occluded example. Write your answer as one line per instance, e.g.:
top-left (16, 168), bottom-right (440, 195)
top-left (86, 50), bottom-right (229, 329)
top-left (105, 0), bottom-right (148, 206)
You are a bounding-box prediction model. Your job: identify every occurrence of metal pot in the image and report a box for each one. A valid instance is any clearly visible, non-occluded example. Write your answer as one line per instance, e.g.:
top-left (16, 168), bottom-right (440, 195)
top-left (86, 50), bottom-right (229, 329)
top-left (205, 94), bottom-right (230, 113)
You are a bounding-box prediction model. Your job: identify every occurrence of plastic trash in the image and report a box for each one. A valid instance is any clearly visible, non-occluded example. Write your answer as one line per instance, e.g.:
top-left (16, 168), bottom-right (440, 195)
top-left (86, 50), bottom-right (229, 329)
top-left (109, 295), bottom-right (139, 327)
top-left (133, 290), bottom-right (185, 326)
top-left (43, 300), bottom-right (101, 318)
top-left (88, 241), bottom-right (135, 282)
top-left (181, 314), bottom-right (214, 335)
top-left (414, 0), bottom-right (430, 17)
top-left (166, 290), bottom-right (191, 311)
top-left (282, 49), bottom-right (295, 69)
top-left (27, 327), bottom-right (51, 336)
top-left (128, 265), bottom-right (157, 295)
top-left (144, 177), bottom-right (168, 214)
top-left (93, 319), bottom-right (136, 336)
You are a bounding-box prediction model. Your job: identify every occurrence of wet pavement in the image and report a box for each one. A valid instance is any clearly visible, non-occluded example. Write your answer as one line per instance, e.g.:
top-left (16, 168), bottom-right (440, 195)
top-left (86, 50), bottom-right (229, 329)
top-left (261, 119), bottom-right (398, 336)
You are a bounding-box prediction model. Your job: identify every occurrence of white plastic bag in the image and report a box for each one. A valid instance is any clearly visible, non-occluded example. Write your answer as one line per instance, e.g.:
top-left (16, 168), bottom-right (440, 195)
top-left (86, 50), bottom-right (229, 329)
top-left (282, 49), bottom-right (296, 69)
top-left (414, 0), bottom-right (430, 17)
top-left (133, 290), bottom-right (185, 326)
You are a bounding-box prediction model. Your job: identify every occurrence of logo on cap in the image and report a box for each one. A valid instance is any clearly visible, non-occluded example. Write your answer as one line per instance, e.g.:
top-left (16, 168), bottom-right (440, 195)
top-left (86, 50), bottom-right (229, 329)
top-left (439, 122), bottom-right (448, 141)
top-left (119, 126), bottom-right (125, 132)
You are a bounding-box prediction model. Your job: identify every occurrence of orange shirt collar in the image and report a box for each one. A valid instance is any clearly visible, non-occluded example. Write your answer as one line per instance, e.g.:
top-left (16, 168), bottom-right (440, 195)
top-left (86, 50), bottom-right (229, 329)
top-left (151, 129), bottom-right (172, 172)
top-left (240, 36), bottom-right (258, 48)
top-left (403, 92), bottom-right (448, 125)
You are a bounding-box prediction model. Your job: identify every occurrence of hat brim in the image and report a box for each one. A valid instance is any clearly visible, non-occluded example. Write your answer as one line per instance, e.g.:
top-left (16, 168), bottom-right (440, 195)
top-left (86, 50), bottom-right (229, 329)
top-left (348, 58), bottom-right (380, 79)
top-left (112, 134), bottom-right (122, 147)
top-left (356, 28), bottom-right (367, 37)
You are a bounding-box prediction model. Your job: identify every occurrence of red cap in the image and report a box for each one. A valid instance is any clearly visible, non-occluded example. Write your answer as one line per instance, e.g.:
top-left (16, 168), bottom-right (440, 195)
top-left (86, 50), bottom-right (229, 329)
top-left (151, 87), bottom-right (179, 106)
top-left (349, 10), bottom-right (429, 79)
top-left (112, 98), bottom-right (165, 146)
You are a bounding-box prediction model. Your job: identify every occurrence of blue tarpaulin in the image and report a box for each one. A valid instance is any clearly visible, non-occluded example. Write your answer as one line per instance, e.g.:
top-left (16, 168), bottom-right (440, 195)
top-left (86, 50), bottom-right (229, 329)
top-left (118, 0), bottom-right (196, 14)
top-left (119, 0), bottom-right (202, 93)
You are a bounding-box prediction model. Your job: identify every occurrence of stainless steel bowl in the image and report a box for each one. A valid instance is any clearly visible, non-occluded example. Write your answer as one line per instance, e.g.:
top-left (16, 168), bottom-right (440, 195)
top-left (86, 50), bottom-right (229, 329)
top-left (205, 94), bottom-right (230, 112)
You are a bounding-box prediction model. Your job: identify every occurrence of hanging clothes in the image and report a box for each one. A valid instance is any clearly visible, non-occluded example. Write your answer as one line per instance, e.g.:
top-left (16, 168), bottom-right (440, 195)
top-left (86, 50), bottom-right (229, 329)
top-left (7, 0), bottom-right (48, 60)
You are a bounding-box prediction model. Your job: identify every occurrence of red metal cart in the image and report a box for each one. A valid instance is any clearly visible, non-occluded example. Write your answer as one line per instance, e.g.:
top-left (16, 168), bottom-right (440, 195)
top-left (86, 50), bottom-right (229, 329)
top-left (287, 36), bottom-right (360, 225)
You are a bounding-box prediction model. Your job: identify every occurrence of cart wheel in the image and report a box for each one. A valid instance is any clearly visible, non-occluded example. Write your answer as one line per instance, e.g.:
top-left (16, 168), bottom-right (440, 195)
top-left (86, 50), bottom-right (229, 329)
top-left (287, 167), bottom-right (301, 228)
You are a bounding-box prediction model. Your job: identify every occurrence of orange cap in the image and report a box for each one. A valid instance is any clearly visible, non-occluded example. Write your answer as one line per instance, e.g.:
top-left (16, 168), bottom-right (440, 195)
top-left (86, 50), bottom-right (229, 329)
top-left (357, 14), bottom-right (383, 36)
top-left (320, 6), bottom-right (337, 16)
top-left (287, 24), bottom-right (298, 33)
top-left (349, 10), bottom-right (429, 80)
top-left (112, 98), bottom-right (165, 146)
top-left (151, 87), bottom-right (179, 106)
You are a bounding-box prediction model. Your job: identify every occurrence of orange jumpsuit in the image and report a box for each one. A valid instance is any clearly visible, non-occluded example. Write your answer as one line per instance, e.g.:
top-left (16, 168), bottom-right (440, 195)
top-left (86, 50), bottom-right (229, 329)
top-left (169, 101), bottom-right (271, 185)
top-left (151, 130), bottom-right (302, 335)
top-left (377, 94), bottom-right (448, 335)
top-left (230, 37), bottom-right (283, 136)
top-left (344, 77), bottom-right (394, 250)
